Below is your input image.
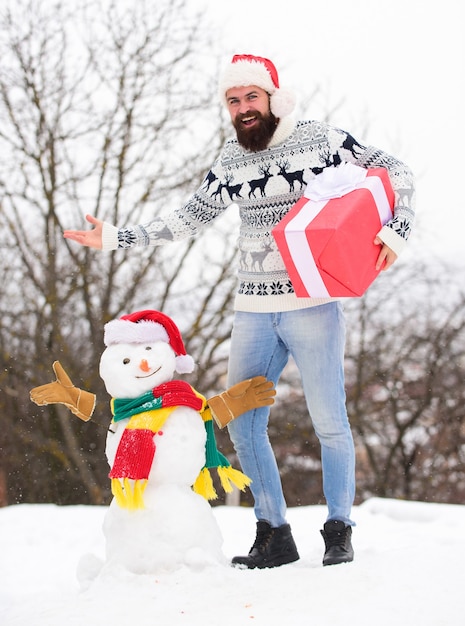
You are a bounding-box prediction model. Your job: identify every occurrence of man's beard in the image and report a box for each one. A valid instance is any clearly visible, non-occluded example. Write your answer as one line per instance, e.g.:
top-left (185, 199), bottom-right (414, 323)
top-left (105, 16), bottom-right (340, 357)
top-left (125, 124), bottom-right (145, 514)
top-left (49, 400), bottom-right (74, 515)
top-left (233, 110), bottom-right (278, 152)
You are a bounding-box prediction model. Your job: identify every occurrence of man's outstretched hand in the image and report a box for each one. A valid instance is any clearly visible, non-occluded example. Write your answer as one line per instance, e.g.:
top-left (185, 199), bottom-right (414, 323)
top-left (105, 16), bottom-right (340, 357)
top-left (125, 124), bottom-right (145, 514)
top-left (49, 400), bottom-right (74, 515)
top-left (64, 215), bottom-right (103, 249)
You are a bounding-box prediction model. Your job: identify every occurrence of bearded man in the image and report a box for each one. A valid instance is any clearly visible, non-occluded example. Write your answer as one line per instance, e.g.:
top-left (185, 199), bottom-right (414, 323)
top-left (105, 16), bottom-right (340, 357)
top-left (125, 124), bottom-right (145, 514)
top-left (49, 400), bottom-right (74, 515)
top-left (64, 54), bottom-right (416, 569)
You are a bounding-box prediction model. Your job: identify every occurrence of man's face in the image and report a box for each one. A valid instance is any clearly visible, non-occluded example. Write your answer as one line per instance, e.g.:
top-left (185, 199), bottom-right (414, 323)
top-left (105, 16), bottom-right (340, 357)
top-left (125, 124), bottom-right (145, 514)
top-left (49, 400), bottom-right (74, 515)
top-left (226, 85), bottom-right (278, 152)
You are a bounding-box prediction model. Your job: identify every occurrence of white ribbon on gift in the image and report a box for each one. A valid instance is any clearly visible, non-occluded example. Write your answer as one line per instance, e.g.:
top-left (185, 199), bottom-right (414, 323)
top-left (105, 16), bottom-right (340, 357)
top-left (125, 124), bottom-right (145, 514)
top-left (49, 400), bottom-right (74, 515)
top-left (284, 163), bottom-right (392, 297)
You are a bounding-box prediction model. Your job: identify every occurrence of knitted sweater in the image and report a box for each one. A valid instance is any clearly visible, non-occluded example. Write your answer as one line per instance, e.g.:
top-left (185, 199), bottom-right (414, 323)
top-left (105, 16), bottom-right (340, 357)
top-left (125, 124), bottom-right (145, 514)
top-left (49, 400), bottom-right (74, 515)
top-left (101, 116), bottom-right (415, 313)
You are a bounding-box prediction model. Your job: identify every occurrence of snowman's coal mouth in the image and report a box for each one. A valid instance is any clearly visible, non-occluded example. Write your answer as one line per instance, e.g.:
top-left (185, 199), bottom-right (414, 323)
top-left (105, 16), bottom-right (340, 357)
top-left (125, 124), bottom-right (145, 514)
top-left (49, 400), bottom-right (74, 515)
top-left (136, 366), bottom-right (161, 379)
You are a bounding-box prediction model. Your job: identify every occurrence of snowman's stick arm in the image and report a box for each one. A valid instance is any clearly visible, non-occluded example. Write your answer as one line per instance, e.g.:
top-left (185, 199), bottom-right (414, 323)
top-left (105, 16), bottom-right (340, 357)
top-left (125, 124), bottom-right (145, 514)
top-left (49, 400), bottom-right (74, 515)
top-left (30, 360), bottom-right (96, 422)
top-left (207, 376), bottom-right (276, 429)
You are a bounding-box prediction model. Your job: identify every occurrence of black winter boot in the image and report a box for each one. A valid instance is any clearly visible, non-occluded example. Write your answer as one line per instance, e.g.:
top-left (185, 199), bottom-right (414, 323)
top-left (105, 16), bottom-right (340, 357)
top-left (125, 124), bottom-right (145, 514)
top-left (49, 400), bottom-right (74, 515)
top-left (232, 520), bottom-right (300, 569)
top-left (320, 520), bottom-right (354, 566)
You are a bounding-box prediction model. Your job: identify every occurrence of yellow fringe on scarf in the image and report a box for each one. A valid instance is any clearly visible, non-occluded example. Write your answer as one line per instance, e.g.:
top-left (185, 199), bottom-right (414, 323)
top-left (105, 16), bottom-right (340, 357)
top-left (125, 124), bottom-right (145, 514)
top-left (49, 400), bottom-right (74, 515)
top-left (193, 467), bottom-right (218, 501)
top-left (218, 466), bottom-right (252, 493)
top-left (111, 477), bottom-right (148, 510)
top-left (192, 465), bottom-right (252, 500)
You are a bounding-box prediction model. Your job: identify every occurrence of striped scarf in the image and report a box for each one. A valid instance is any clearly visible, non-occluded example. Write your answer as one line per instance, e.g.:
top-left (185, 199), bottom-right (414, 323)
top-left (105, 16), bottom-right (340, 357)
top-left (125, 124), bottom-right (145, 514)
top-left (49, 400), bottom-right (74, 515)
top-left (108, 380), bottom-right (250, 509)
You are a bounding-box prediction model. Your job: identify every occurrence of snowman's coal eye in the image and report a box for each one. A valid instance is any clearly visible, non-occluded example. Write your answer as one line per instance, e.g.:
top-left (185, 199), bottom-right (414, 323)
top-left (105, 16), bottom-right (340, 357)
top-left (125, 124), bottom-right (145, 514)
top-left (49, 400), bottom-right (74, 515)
top-left (123, 358), bottom-right (130, 364)
top-left (145, 346), bottom-right (152, 351)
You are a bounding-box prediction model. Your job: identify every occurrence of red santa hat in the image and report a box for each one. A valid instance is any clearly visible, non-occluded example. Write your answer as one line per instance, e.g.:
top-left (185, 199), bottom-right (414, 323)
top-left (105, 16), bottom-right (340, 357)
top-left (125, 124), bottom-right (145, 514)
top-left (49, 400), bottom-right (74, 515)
top-left (103, 310), bottom-right (195, 374)
top-left (219, 54), bottom-right (296, 118)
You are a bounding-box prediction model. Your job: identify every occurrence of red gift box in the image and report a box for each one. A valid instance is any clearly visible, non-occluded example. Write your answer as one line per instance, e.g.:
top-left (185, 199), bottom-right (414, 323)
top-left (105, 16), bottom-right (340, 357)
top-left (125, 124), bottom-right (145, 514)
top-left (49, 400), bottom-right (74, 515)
top-left (272, 164), bottom-right (394, 297)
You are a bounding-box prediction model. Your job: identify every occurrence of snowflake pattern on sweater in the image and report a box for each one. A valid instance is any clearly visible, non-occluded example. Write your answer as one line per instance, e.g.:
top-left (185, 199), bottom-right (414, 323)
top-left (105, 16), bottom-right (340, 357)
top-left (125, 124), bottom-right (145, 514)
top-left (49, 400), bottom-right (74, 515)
top-left (116, 119), bottom-right (415, 312)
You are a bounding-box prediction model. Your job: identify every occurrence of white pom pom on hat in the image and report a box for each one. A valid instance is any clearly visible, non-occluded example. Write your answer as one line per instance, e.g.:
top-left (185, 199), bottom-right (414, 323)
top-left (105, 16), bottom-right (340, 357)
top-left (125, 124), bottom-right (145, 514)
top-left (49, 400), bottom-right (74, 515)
top-left (103, 310), bottom-right (195, 374)
top-left (219, 54), bottom-right (296, 118)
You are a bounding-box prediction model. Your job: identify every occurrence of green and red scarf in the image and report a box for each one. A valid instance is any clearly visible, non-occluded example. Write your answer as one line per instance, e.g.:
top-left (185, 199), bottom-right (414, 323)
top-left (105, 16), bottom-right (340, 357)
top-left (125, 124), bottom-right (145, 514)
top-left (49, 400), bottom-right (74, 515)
top-left (108, 380), bottom-right (250, 509)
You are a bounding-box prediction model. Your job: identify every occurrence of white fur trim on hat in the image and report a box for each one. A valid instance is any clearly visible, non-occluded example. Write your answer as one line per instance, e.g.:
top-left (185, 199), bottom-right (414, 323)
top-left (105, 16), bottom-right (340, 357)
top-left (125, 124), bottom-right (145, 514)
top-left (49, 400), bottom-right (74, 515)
top-left (104, 319), bottom-right (169, 346)
top-left (219, 59), bottom-right (276, 97)
top-left (219, 55), bottom-right (296, 118)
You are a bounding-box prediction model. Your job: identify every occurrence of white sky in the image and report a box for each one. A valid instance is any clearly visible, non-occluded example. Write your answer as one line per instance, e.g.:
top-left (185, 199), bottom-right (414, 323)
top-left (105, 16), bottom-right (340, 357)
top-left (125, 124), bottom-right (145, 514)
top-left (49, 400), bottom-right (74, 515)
top-left (204, 0), bottom-right (465, 261)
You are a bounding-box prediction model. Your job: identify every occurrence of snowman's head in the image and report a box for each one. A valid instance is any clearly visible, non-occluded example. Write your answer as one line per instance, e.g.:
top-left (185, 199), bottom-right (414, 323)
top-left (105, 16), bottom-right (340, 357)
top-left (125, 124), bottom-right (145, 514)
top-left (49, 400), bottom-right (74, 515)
top-left (99, 340), bottom-right (178, 398)
top-left (100, 310), bottom-right (196, 398)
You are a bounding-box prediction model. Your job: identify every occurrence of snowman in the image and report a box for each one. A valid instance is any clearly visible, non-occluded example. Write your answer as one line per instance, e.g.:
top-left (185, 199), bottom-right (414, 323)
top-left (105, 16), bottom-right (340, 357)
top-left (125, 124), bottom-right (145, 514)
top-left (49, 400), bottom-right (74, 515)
top-left (30, 309), bottom-right (275, 575)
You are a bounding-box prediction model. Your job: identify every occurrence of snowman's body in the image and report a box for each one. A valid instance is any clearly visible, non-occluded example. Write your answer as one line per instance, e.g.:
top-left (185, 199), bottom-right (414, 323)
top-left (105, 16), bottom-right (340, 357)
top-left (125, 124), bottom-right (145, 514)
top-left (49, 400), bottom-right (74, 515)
top-left (99, 340), bottom-right (224, 573)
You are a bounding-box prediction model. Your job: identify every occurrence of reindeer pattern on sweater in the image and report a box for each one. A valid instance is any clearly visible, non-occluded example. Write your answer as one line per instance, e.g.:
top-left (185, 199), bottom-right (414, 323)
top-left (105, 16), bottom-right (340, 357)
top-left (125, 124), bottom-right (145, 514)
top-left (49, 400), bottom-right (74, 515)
top-left (115, 119), bottom-right (415, 312)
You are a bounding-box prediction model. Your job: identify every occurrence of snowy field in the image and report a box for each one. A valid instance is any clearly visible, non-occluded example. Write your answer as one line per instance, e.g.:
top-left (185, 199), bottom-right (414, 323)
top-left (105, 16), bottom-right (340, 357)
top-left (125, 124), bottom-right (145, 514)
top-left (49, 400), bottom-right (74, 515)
top-left (1, 497), bottom-right (463, 625)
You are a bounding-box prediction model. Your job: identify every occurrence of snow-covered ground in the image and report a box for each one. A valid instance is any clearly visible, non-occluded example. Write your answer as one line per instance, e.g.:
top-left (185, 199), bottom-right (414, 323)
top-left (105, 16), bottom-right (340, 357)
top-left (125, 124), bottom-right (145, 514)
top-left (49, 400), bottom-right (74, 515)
top-left (1, 497), bottom-right (463, 625)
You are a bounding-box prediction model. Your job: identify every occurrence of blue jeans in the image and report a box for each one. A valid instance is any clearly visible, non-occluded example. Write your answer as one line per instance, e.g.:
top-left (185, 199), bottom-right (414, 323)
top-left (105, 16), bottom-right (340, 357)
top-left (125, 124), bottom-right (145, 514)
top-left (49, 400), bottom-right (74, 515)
top-left (227, 303), bottom-right (355, 528)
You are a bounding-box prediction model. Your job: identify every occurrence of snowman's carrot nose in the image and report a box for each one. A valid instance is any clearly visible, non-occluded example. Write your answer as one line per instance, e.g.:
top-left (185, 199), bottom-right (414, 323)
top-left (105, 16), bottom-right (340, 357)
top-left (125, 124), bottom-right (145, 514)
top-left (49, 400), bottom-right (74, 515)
top-left (139, 359), bottom-right (151, 372)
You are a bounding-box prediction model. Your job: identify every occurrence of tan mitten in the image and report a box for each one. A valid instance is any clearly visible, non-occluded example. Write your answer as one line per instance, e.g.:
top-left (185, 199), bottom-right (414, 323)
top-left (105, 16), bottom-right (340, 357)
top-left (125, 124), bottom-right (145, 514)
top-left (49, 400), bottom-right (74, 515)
top-left (208, 375), bottom-right (276, 428)
top-left (30, 361), bottom-right (96, 421)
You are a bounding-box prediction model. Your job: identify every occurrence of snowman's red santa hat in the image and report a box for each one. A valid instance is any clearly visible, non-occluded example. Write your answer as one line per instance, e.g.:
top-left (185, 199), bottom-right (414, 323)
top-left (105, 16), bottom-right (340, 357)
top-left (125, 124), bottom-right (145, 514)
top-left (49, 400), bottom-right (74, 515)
top-left (103, 310), bottom-right (195, 374)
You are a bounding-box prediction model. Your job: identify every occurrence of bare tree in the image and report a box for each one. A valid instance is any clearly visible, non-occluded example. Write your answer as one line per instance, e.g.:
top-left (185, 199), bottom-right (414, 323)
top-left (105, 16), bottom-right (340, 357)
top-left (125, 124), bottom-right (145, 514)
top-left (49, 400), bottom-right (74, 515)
top-left (0, 0), bottom-right (234, 505)
top-left (345, 260), bottom-right (465, 504)
top-left (261, 260), bottom-right (465, 508)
